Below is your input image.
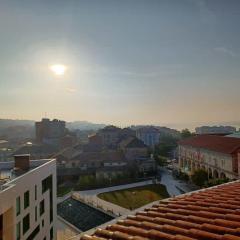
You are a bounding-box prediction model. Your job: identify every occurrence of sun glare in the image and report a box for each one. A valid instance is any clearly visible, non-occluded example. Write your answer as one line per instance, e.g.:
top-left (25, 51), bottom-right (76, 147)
top-left (50, 64), bottom-right (66, 76)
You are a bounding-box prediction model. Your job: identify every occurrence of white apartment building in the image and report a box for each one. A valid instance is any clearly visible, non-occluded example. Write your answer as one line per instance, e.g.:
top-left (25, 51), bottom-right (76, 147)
top-left (0, 154), bottom-right (57, 240)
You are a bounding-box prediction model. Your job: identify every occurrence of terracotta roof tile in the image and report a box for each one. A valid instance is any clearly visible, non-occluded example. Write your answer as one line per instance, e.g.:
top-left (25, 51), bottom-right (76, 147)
top-left (179, 135), bottom-right (240, 154)
top-left (81, 181), bottom-right (240, 240)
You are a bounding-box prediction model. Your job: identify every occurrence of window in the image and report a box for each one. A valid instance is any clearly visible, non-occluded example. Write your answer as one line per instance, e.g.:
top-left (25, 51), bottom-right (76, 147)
top-left (50, 227), bottom-right (53, 240)
top-left (35, 206), bottom-right (37, 222)
top-left (42, 175), bottom-right (52, 194)
top-left (23, 214), bottom-right (30, 234)
top-left (24, 191), bottom-right (29, 209)
top-left (16, 196), bottom-right (21, 216)
top-left (40, 199), bottom-right (45, 216)
top-left (35, 185), bottom-right (37, 200)
top-left (26, 225), bottom-right (40, 240)
top-left (42, 219), bottom-right (44, 227)
top-left (42, 175), bottom-right (53, 223)
top-left (16, 221), bottom-right (21, 240)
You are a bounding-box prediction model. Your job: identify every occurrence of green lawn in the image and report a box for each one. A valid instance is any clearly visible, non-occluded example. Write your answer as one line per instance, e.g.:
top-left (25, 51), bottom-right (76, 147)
top-left (98, 184), bottom-right (169, 210)
top-left (57, 186), bottom-right (72, 197)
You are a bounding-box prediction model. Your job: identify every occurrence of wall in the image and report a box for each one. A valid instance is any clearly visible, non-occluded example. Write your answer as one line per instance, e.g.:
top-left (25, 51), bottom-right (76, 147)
top-left (0, 159), bottom-right (57, 240)
top-left (179, 145), bottom-right (237, 179)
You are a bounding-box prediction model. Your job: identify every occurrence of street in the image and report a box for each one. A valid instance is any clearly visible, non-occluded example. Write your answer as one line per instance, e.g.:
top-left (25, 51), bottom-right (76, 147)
top-left (159, 167), bottom-right (198, 197)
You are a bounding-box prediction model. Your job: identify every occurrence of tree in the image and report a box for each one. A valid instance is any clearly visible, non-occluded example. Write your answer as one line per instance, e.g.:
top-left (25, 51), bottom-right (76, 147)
top-left (154, 135), bottom-right (178, 158)
top-left (154, 155), bottom-right (167, 166)
top-left (181, 129), bottom-right (193, 139)
top-left (191, 169), bottom-right (208, 187)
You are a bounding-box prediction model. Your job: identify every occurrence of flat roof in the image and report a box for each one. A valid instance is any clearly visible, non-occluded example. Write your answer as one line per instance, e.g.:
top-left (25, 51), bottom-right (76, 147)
top-left (0, 159), bottom-right (53, 191)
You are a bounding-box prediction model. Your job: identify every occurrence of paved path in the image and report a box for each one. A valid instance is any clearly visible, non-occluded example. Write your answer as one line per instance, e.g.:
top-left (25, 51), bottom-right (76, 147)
top-left (160, 168), bottom-right (198, 197)
top-left (57, 217), bottom-right (79, 240)
top-left (77, 180), bottom-right (154, 196)
top-left (160, 168), bottom-right (182, 196)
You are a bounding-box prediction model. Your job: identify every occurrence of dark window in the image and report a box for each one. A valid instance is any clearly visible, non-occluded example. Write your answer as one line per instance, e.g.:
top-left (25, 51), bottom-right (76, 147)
top-left (42, 219), bottom-right (44, 227)
top-left (24, 191), bottom-right (29, 209)
top-left (35, 206), bottom-right (37, 222)
top-left (42, 175), bottom-right (52, 194)
top-left (35, 185), bottom-right (37, 200)
top-left (26, 225), bottom-right (40, 240)
top-left (40, 199), bottom-right (45, 216)
top-left (16, 196), bottom-right (21, 216)
top-left (42, 175), bottom-right (53, 223)
top-left (23, 214), bottom-right (30, 234)
top-left (16, 221), bottom-right (21, 240)
top-left (50, 227), bottom-right (53, 240)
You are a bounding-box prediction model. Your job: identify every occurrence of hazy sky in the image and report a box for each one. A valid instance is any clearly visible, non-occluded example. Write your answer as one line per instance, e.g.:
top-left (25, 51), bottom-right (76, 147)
top-left (0, 0), bottom-right (240, 126)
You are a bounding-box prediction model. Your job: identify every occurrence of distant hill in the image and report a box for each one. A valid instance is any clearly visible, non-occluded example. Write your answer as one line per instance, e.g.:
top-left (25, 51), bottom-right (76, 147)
top-left (0, 119), bottom-right (35, 130)
top-left (66, 121), bottom-right (106, 131)
top-left (0, 119), bottom-right (35, 139)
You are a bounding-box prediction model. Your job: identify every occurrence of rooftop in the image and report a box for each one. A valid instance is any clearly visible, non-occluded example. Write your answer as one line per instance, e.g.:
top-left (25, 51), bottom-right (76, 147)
top-left (119, 137), bottom-right (146, 149)
top-left (0, 158), bottom-right (53, 191)
top-left (179, 135), bottom-right (240, 154)
top-left (81, 181), bottom-right (240, 240)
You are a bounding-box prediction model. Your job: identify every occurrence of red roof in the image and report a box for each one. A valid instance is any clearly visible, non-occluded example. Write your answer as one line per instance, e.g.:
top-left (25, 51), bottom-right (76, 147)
top-left (179, 135), bottom-right (240, 154)
top-left (81, 181), bottom-right (240, 240)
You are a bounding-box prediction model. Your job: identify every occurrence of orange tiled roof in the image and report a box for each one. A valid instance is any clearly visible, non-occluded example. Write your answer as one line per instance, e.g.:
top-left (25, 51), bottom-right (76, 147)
top-left (81, 181), bottom-right (240, 240)
top-left (179, 135), bottom-right (240, 154)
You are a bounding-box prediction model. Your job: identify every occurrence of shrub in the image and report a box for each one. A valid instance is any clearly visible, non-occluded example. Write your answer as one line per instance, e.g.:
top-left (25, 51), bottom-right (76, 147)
top-left (191, 169), bottom-right (208, 187)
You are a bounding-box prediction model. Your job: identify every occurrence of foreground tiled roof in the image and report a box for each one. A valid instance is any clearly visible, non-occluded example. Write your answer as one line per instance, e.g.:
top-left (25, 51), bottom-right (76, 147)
top-left (81, 181), bottom-right (240, 240)
top-left (179, 135), bottom-right (240, 154)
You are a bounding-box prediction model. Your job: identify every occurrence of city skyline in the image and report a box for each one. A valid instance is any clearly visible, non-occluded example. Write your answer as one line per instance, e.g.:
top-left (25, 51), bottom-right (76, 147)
top-left (0, 0), bottom-right (240, 125)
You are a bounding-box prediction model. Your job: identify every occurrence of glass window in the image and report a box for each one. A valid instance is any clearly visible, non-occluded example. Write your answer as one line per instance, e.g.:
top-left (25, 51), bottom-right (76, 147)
top-left (35, 185), bottom-right (37, 200)
top-left (50, 227), bottom-right (53, 240)
top-left (40, 199), bottom-right (45, 216)
top-left (24, 191), bottom-right (29, 209)
top-left (16, 221), bottom-right (21, 240)
top-left (35, 206), bottom-right (37, 222)
top-left (23, 214), bottom-right (30, 234)
top-left (16, 196), bottom-right (21, 216)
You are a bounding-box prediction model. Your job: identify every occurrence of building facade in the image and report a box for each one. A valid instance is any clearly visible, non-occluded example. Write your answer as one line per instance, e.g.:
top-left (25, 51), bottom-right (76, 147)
top-left (136, 127), bottom-right (160, 147)
top-left (0, 155), bottom-right (56, 240)
top-left (179, 135), bottom-right (240, 179)
top-left (35, 118), bottom-right (66, 144)
top-left (195, 125), bottom-right (236, 134)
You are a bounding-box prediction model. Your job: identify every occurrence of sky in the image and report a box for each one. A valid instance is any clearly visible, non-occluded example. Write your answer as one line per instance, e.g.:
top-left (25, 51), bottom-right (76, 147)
top-left (0, 0), bottom-right (240, 127)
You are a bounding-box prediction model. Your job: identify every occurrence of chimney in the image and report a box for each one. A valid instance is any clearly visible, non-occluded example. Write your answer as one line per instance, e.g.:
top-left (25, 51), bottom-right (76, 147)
top-left (14, 154), bottom-right (30, 171)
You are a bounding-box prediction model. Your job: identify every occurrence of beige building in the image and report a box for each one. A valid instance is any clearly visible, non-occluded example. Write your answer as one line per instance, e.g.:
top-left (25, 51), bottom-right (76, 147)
top-left (0, 155), bottom-right (56, 240)
top-left (179, 135), bottom-right (240, 179)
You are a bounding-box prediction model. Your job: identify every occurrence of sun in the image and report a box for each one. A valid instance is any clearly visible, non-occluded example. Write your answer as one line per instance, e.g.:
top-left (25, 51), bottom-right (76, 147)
top-left (50, 64), bottom-right (66, 76)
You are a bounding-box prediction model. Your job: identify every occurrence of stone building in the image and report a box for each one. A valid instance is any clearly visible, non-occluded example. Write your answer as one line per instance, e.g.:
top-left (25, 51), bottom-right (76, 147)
top-left (178, 135), bottom-right (240, 179)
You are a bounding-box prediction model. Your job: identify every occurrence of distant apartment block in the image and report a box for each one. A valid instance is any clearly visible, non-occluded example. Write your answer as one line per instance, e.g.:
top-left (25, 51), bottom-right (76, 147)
top-left (35, 118), bottom-right (66, 145)
top-left (136, 126), bottom-right (160, 147)
top-left (0, 154), bottom-right (56, 240)
top-left (179, 135), bottom-right (240, 180)
top-left (195, 125), bottom-right (236, 135)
